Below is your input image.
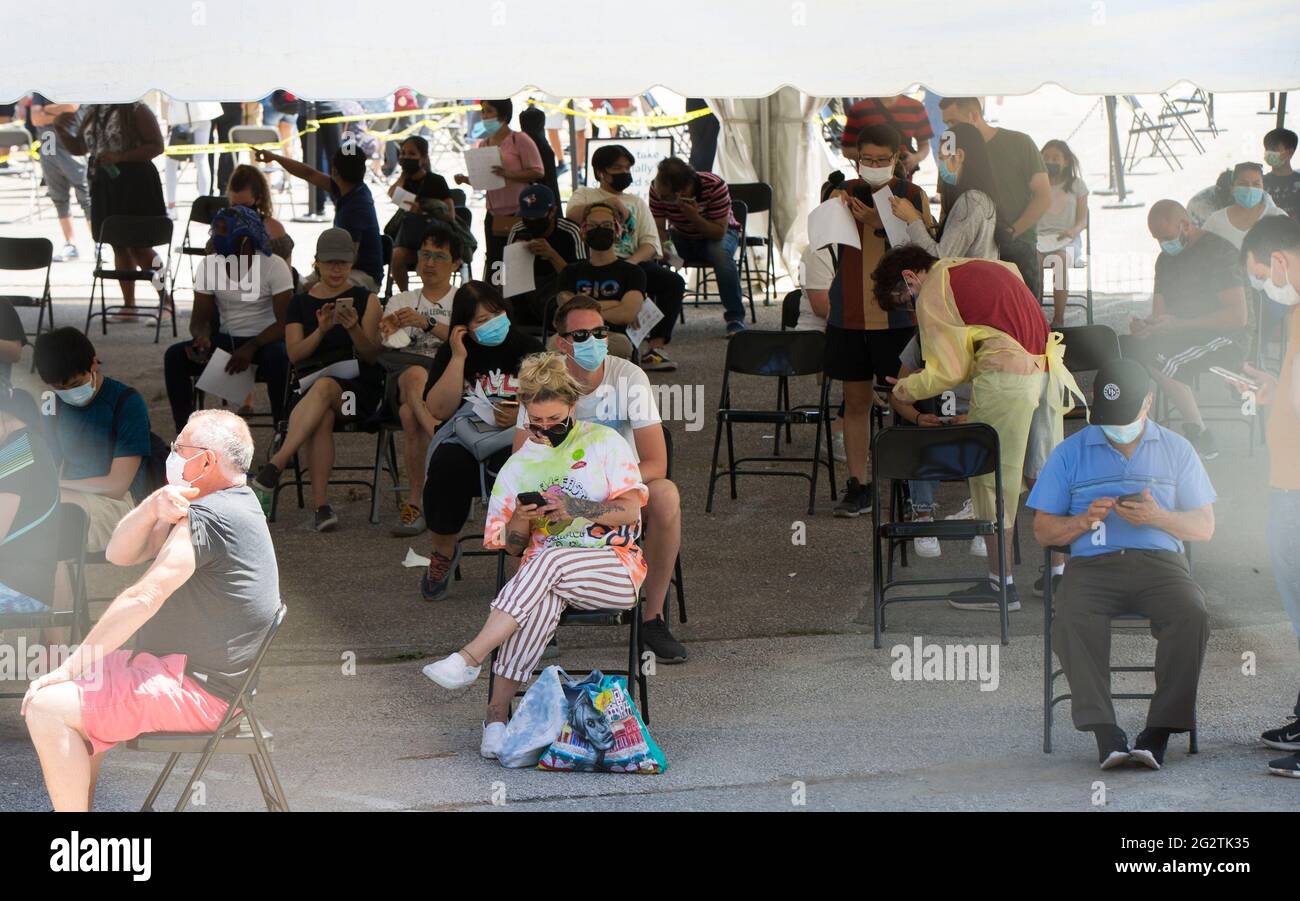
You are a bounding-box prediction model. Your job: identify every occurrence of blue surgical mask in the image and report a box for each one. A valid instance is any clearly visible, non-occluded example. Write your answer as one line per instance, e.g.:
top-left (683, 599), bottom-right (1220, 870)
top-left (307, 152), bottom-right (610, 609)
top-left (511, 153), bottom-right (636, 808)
top-left (937, 158), bottom-right (958, 186)
top-left (474, 118), bottom-right (502, 139)
top-left (571, 336), bottom-right (608, 372)
top-left (472, 312), bottom-right (510, 347)
top-left (1233, 186), bottom-right (1265, 209)
top-left (1160, 233), bottom-right (1185, 256)
top-left (1101, 418), bottom-right (1145, 445)
top-left (55, 374), bottom-right (97, 407)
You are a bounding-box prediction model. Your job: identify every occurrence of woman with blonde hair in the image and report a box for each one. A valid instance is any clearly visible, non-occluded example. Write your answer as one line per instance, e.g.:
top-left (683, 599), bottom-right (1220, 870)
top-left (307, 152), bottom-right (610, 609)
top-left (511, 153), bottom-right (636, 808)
top-left (423, 351), bottom-right (648, 759)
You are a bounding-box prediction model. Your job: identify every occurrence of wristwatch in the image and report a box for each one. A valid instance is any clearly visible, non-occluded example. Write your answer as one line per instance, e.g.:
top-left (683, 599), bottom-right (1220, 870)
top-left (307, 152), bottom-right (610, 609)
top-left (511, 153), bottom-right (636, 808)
top-left (421, 316), bottom-right (436, 333)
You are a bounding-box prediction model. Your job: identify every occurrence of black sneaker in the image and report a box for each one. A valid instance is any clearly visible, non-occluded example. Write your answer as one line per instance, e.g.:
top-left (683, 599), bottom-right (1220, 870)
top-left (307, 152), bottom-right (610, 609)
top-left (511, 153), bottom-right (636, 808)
top-left (1131, 727), bottom-right (1171, 770)
top-left (1183, 424), bottom-right (1219, 461)
top-left (1267, 752), bottom-right (1300, 778)
top-left (1093, 725), bottom-right (1131, 770)
top-left (419, 543), bottom-right (462, 602)
top-left (1261, 716), bottom-right (1300, 751)
top-left (947, 581), bottom-right (1021, 612)
top-left (832, 478), bottom-right (873, 518)
top-left (641, 616), bottom-right (688, 663)
top-left (313, 505), bottom-right (339, 532)
top-left (1033, 568), bottom-right (1063, 598)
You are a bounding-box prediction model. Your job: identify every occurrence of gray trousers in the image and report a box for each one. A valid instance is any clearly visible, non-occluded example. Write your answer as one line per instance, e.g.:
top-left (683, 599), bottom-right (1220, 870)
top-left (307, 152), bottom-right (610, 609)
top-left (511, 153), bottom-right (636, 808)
top-left (1052, 549), bottom-right (1209, 731)
top-left (39, 144), bottom-right (91, 220)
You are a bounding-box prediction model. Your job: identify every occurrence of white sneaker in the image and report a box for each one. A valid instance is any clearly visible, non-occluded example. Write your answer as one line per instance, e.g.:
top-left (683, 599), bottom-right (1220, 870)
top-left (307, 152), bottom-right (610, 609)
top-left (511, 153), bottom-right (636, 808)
top-left (945, 498), bottom-right (975, 520)
top-left (422, 652), bottom-right (481, 689)
top-left (912, 517), bottom-right (940, 558)
top-left (480, 721), bottom-right (506, 759)
top-left (969, 536), bottom-right (988, 557)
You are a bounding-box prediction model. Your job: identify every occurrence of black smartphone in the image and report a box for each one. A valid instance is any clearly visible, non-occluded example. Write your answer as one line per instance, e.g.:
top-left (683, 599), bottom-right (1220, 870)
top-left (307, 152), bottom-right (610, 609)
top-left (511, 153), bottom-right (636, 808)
top-left (517, 491), bottom-right (547, 507)
top-left (1118, 492), bottom-right (1145, 505)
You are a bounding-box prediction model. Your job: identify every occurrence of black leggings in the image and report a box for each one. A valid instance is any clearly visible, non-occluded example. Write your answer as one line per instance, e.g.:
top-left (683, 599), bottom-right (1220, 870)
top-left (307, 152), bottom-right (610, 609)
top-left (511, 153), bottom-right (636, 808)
top-left (423, 443), bottom-right (512, 535)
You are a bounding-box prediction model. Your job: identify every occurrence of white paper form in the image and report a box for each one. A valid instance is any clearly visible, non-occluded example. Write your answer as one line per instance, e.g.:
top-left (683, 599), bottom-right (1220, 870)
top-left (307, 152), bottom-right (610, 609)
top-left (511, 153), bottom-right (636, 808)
top-left (464, 146), bottom-right (506, 191)
top-left (625, 301), bottom-right (665, 349)
top-left (195, 348), bottom-right (257, 405)
top-left (872, 186), bottom-right (911, 248)
top-left (807, 197), bottom-right (861, 250)
top-left (501, 241), bottom-right (536, 298)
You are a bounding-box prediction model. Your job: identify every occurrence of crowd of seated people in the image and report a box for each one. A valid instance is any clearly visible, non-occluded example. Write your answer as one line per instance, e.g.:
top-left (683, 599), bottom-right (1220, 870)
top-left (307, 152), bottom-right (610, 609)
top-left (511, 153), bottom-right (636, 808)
top-left (5, 92), bottom-right (1300, 788)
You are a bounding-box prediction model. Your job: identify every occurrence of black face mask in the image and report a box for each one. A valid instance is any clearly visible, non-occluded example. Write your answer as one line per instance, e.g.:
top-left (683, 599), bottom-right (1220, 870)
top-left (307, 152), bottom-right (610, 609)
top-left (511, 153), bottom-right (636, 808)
top-left (608, 172), bottom-right (633, 191)
top-left (585, 226), bottom-right (616, 251)
top-left (1045, 163), bottom-right (1062, 180)
top-left (523, 217), bottom-right (551, 238)
top-left (399, 158), bottom-right (422, 175)
top-left (537, 417), bottom-right (573, 447)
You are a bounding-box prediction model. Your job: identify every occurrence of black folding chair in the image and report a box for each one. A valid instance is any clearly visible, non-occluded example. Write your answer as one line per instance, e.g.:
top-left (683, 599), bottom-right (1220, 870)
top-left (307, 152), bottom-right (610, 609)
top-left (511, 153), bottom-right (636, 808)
top-left (1057, 323), bottom-right (1119, 433)
top-left (126, 605), bottom-right (289, 811)
top-left (176, 195), bottom-right (229, 290)
top-left (659, 424), bottom-right (687, 624)
top-left (0, 237), bottom-right (55, 358)
top-left (679, 199), bottom-right (757, 324)
top-left (1122, 96), bottom-right (1182, 173)
top-left (380, 234), bottom-right (396, 300)
top-left (1042, 546), bottom-right (1198, 754)
top-left (87, 214), bottom-right (177, 342)
top-left (268, 369), bottom-right (401, 525)
top-left (870, 423), bottom-right (1010, 648)
top-left (706, 329), bottom-right (836, 515)
top-left (729, 182), bottom-right (775, 304)
top-left (0, 504), bottom-right (90, 700)
top-left (1039, 211), bottom-right (1094, 325)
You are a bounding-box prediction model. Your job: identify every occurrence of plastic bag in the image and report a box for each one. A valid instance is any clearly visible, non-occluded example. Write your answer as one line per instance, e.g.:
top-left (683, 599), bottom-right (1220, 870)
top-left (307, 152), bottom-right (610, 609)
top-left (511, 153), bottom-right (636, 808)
top-left (538, 671), bottom-right (666, 774)
top-left (497, 665), bottom-right (567, 769)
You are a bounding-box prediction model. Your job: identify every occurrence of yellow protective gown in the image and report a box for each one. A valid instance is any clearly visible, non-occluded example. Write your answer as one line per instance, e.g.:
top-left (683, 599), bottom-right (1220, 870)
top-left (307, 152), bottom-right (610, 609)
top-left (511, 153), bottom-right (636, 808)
top-left (893, 258), bottom-right (1084, 528)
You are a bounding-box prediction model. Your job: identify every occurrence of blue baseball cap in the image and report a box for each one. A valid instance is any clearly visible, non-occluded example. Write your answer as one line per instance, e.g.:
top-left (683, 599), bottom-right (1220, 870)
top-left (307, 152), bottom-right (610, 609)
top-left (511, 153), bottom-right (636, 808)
top-left (517, 184), bottom-right (556, 218)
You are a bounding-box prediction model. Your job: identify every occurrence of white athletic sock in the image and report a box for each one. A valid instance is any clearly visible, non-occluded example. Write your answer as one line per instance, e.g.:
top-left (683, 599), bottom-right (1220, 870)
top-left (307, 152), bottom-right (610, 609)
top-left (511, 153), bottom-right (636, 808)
top-left (1051, 563), bottom-right (1065, 576)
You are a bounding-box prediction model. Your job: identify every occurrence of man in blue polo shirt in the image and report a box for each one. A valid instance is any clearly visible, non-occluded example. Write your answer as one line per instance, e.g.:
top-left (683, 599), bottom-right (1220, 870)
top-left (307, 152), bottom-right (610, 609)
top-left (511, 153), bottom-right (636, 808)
top-left (1027, 359), bottom-right (1216, 772)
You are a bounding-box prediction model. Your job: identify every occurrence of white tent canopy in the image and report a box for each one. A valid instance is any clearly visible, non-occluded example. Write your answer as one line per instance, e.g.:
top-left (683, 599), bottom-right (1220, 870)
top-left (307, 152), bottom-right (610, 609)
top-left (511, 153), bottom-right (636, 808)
top-left (4, 0), bottom-right (1298, 103)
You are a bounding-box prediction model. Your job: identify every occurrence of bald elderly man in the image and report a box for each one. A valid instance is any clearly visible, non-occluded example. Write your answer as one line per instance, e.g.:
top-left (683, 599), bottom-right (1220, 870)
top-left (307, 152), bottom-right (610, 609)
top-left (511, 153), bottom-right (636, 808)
top-left (1120, 199), bottom-right (1248, 460)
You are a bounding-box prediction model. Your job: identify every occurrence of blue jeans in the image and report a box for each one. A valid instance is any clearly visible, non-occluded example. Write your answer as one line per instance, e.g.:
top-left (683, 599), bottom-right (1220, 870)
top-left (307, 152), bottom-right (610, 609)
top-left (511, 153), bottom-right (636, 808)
top-left (671, 228), bottom-right (745, 324)
top-left (909, 480), bottom-right (937, 515)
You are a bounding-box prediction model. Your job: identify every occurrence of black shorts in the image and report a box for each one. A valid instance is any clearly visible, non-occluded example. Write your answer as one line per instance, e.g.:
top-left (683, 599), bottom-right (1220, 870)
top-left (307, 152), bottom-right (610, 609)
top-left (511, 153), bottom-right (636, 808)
top-left (823, 324), bottom-right (915, 383)
top-left (1119, 332), bottom-right (1243, 384)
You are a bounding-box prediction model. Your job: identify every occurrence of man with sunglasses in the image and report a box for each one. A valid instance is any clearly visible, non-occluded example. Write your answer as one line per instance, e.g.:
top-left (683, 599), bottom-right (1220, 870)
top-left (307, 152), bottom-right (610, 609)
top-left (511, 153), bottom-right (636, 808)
top-left (23, 410), bottom-right (280, 811)
top-left (555, 202), bottom-right (646, 360)
top-left (512, 297), bottom-right (687, 662)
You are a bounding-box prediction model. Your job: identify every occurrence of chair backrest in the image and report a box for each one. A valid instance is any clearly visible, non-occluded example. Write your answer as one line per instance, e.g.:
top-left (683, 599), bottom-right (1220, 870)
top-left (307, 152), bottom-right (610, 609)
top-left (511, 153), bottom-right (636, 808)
top-left (661, 423), bottom-right (674, 480)
top-left (731, 199), bottom-right (748, 238)
top-left (229, 125), bottom-right (280, 147)
top-left (729, 182), bottom-right (773, 216)
top-left (0, 237), bottom-right (53, 271)
top-left (449, 188), bottom-right (468, 208)
top-left (97, 214), bottom-right (173, 250)
top-left (724, 329), bottom-right (824, 378)
top-left (872, 422), bottom-right (1001, 482)
top-left (780, 289), bottom-right (802, 329)
top-left (1060, 324), bottom-right (1120, 375)
top-left (0, 126), bottom-right (31, 151)
top-left (188, 194), bottom-right (229, 227)
top-left (55, 502), bottom-right (90, 565)
top-left (229, 604), bottom-right (287, 703)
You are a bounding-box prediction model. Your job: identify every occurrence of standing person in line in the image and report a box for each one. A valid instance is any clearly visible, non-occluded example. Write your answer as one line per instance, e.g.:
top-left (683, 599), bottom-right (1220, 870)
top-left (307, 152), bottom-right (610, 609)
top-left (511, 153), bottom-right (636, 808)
top-left (454, 99), bottom-right (544, 282)
top-left (27, 95), bottom-right (91, 262)
top-left (162, 98), bottom-right (223, 215)
top-left (51, 103), bottom-right (167, 319)
top-left (887, 123), bottom-right (999, 261)
top-left (1234, 217), bottom-right (1300, 779)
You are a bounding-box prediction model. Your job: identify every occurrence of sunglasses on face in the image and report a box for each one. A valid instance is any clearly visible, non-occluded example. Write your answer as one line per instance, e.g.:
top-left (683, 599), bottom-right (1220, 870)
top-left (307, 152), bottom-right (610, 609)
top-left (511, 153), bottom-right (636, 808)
top-left (560, 327), bottom-right (609, 342)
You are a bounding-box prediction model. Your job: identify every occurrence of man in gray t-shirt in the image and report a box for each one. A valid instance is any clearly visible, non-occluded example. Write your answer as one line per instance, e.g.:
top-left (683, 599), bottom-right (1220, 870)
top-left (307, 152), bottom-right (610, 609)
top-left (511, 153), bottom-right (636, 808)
top-left (23, 411), bottom-right (280, 811)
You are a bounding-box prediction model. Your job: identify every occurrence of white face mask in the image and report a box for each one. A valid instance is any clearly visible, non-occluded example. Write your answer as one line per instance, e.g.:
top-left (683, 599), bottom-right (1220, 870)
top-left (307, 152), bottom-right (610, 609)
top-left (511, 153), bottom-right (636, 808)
top-left (858, 163), bottom-right (894, 188)
top-left (1264, 256), bottom-right (1300, 306)
top-left (165, 449), bottom-right (202, 488)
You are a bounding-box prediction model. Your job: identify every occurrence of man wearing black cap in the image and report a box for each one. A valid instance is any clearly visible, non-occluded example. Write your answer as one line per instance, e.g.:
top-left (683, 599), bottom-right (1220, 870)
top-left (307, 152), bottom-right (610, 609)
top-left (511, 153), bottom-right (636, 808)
top-left (1026, 359), bottom-right (1217, 771)
top-left (504, 184), bottom-right (586, 326)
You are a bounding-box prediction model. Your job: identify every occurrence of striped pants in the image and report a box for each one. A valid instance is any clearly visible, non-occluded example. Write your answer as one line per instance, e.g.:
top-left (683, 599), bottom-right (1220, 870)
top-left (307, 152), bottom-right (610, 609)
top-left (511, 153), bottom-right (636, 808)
top-left (491, 547), bottom-right (638, 682)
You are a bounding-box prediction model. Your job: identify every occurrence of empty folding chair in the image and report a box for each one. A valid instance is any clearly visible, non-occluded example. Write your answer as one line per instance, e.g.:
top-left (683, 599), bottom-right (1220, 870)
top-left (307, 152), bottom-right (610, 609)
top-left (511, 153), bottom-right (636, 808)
top-left (86, 214), bottom-right (177, 342)
top-left (126, 605), bottom-right (290, 811)
top-left (706, 329), bottom-right (836, 515)
top-left (1122, 96), bottom-right (1181, 173)
top-left (0, 237), bottom-right (55, 355)
top-left (729, 182), bottom-right (776, 304)
top-left (870, 423), bottom-right (1010, 647)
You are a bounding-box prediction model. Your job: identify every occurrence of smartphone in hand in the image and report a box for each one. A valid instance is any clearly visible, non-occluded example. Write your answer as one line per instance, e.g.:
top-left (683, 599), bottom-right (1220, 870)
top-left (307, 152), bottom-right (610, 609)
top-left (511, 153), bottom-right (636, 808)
top-left (517, 491), bottom-right (547, 508)
top-left (1117, 492), bottom-right (1145, 506)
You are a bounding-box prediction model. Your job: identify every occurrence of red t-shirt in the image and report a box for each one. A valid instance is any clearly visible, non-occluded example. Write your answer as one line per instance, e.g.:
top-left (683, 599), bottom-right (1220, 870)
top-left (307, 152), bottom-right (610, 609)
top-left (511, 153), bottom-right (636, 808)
top-left (947, 260), bottom-right (1048, 355)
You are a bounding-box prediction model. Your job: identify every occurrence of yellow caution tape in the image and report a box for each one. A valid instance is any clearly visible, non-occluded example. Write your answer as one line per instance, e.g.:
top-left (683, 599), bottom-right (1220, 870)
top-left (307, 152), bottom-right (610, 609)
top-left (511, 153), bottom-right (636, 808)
top-left (524, 98), bottom-right (713, 128)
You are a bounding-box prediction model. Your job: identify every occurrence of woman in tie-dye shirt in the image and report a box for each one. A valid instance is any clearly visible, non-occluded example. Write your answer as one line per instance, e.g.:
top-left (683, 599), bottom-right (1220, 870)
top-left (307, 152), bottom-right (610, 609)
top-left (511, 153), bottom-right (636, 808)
top-left (422, 352), bottom-right (647, 759)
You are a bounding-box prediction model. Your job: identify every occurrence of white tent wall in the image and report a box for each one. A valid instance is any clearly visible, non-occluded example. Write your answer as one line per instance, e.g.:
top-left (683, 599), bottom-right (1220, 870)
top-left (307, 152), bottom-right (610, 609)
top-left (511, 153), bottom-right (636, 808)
top-left (5, 1), bottom-right (1297, 102)
top-left (710, 91), bottom-right (835, 292)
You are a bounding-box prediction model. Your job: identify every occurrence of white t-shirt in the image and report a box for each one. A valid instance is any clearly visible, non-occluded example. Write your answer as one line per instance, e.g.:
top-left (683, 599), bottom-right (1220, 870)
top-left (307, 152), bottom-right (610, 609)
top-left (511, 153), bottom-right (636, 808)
top-left (1202, 197), bottom-right (1286, 249)
top-left (569, 186), bottom-right (661, 258)
top-left (795, 246), bottom-right (834, 332)
top-left (383, 285), bottom-right (454, 357)
top-left (516, 355), bottom-right (660, 461)
top-left (194, 252), bottom-right (294, 337)
top-left (1039, 177), bottom-right (1089, 237)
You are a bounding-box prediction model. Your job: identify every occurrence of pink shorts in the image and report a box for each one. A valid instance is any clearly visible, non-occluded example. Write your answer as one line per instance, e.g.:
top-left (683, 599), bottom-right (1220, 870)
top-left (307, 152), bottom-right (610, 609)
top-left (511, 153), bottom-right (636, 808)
top-left (76, 650), bottom-right (230, 755)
